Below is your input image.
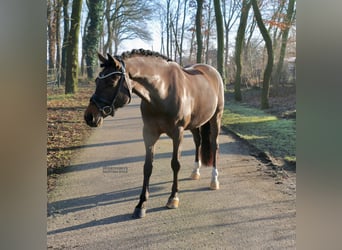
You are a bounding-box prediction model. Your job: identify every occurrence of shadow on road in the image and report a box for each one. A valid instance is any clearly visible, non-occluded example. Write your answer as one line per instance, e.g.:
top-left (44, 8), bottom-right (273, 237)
top-left (47, 213), bottom-right (133, 235)
top-left (65, 139), bottom-right (248, 173)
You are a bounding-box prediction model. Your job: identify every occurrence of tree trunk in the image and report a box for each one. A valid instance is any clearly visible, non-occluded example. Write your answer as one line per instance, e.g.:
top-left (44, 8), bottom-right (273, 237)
top-left (84, 0), bottom-right (104, 79)
top-left (166, 0), bottom-right (171, 58)
top-left (234, 0), bottom-right (251, 101)
top-left (204, 0), bottom-right (212, 64)
top-left (61, 0), bottom-right (69, 84)
top-left (103, 0), bottom-right (113, 55)
top-left (196, 0), bottom-right (204, 63)
top-left (65, 0), bottom-right (82, 94)
top-left (55, 0), bottom-right (62, 87)
top-left (189, 29), bottom-right (195, 63)
top-left (179, 0), bottom-right (188, 66)
top-left (47, 0), bottom-right (56, 70)
top-left (251, 0), bottom-right (273, 109)
top-left (213, 0), bottom-right (224, 81)
top-left (223, 0), bottom-right (239, 84)
top-left (273, 0), bottom-right (295, 86)
top-left (81, 14), bottom-right (89, 76)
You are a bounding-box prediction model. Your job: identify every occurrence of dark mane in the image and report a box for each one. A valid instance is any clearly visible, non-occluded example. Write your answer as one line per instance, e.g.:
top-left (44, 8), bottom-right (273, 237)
top-left (120, 48), bottom-right (173, 62)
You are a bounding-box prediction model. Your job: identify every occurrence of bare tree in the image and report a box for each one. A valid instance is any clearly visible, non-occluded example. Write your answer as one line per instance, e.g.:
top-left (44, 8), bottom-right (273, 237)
top-left (213, 0), bottom-right (224, 80)
top-left (81, 7), bottom-right (90, 76)
top-left (251, 0), bottom-right (273, 109)
top-left (222, 0), bottom-right (240, 81)
top-left (103, 0), bottom-right (153, 55)
top-left (60, 0), bottom-right (70, 84)
top-left (65, 0), bottom-right (83, 94)
top-left (84, 0), bottom-right (104, 79)
top-left (195, 0), bottom-right (204, 63)
top-left (234, 0), bottom-right (251, 101)
top-left (47, 0), bottom-right (57, 69)
top-left (55, 0), bottom-right (62, 86)
top-left (166, 0), bottom-right (171, 58)
top-left (273, 0), bottom-right (296, 86)
top-left (203, 0), bottom-right (214, 64)
top-left (178, 0), bottom-right (189, 65)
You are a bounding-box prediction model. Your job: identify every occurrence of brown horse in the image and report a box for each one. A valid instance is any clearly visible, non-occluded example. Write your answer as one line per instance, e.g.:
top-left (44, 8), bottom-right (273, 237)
top-left (84, 49), bottom-right (224, 218)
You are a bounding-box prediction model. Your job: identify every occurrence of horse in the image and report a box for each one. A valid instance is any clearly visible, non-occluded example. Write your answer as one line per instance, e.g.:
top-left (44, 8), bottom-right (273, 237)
top-left (84, 49), bottom-right (224, 218)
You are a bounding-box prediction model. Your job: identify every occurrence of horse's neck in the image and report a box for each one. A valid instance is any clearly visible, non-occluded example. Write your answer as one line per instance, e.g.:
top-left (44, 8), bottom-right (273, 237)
top-left (125, 57), bottom-right (170, 104)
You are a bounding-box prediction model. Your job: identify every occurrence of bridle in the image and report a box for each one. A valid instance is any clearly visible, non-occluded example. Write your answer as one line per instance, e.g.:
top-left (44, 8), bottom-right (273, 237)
top-left (90, 60), bottom-right (131, 116)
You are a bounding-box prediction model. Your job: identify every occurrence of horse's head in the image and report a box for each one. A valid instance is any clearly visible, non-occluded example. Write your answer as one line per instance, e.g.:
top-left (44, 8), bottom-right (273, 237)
top-left (84, 53), bottom-right (132, 127)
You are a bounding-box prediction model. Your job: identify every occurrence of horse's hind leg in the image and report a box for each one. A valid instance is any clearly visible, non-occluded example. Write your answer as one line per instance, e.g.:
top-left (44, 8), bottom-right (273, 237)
top-left (209, 112), bottom-right (222, 190)
top-left (132, 126), bottom-right (160, 218)
top-left (166, 127), bottom-right (184, 209)
top-left (190, 128), bottom-right (201, 180)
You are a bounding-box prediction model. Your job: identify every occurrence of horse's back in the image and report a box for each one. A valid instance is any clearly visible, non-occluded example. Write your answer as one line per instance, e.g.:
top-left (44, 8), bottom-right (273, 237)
top-left (183, 63), bottom-right (224, 108)
top-left (183, 64), bottom-right (224, 89)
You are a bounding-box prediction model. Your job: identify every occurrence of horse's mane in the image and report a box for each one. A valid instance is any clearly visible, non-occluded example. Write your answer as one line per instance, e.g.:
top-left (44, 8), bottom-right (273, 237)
top-left (120, 48), bottom-right (173, 62)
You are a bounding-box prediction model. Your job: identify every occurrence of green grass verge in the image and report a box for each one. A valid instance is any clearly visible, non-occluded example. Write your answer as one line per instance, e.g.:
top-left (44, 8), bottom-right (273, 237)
top-left (222, 102), bottom-right (296, 164)
top-left (47, 93), bottom-right (74, 101)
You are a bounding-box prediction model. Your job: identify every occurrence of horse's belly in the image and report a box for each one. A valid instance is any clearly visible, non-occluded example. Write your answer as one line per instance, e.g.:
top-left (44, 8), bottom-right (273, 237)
top-left (185, 106), bottom-right (217, 130)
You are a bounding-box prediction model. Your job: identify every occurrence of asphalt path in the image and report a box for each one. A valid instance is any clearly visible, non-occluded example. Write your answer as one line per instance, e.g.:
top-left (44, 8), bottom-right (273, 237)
top-left (47, 96), bottom-right (296, 249)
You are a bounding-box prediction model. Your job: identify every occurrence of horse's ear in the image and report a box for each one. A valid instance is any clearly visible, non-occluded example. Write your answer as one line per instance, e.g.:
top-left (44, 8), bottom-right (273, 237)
top-left (107, 53), bottom-right (121, 68)
top-left (98, 52), bottom-right (107, 63)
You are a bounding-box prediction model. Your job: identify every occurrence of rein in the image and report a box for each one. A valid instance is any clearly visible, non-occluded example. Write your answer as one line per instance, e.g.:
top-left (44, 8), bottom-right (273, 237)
top-left (90, 60), bottom-right (131, 116)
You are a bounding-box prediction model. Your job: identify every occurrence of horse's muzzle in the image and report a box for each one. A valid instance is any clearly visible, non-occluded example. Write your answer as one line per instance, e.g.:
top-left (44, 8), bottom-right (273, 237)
top-left (84, 113), bottom-right (103, 127)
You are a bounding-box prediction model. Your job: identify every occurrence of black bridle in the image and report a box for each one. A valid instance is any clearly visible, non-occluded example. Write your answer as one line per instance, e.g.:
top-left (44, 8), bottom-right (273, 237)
top-left (90, 60), bottom-right (131, 116)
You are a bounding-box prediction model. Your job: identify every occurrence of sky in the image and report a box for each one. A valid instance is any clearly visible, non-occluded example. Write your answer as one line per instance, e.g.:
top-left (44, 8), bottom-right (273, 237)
top-left (118, 22), bottom-right (162, 54)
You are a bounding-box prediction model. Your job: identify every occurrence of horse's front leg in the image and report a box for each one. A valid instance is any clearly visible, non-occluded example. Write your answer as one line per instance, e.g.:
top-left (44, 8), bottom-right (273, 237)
top-left (166, 127), bottom-right (184, 209)
top-left (132, 126), bottom-right (159, 219)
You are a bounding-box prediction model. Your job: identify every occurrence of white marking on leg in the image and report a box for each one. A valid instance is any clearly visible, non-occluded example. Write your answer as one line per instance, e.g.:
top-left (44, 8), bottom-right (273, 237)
top-left (211, 167), bottom-right (219, 183)
top-left (192, 160), bottom-right (201, 174)
top-left (191, 160), bottom-right (201, 179)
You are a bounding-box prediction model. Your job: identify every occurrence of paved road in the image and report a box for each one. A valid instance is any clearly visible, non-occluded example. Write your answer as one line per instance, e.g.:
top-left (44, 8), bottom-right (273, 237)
top-left (47, 96), bottom-right (296, 249)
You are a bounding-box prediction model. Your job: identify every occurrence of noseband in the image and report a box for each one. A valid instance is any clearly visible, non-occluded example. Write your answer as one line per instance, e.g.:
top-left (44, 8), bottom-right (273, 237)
top-left (90, 60), bottom-right (131, 116)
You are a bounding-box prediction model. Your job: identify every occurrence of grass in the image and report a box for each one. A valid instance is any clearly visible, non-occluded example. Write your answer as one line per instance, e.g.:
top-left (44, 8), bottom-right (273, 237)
top-left (222, 101), bottom-right (296, 165)
top-left (47, 93), bottom-right (74, 101)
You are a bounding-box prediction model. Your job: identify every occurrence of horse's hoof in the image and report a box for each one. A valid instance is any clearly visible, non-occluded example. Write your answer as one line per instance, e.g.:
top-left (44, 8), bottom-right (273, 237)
top-left (166, 197), bottom-right (179, 209)
top-left (132, 207), bottom-right (146, 219)
top-left (190, 172), bottom-right (200, 180)
top-left (210, 180), bottom-right (220, 190)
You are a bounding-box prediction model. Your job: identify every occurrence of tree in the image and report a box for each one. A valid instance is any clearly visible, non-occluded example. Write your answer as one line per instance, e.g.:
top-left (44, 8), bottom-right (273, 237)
top-left (55, 0), bottom-right (62, 86)
top-left (84, 0), bottom-right (104, 79)
top-left (195, 0), bottom-right (204, 63)
top-left (273, 0), bottom-right (296, 86)
top-left (65, 0), bottom-right (83, 94)
top-left (166, 0), bottom-right (171, 58)
top-left (213, 0), bottom-right (224, 80)
top-left (222, 0), bottom-right (240, 82)
top-left (178, 0), bottom-right (189, 65)
top-left (103, 0), bottom-right (114, 54)
top-left (47, 0), bottom-right (57, 69)
top-left (103, 0), bottom-right (153, 55)
top-left (251, 0), bottom-right (273, 109)
top-left (234, 0), bottom-right (251, 101)
top-left (60, 0), bottom-right (70, 84)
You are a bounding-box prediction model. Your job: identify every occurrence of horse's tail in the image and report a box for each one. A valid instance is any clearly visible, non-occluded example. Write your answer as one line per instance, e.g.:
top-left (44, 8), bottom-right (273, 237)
top-left (200, 121), bottom-right (214, 167)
